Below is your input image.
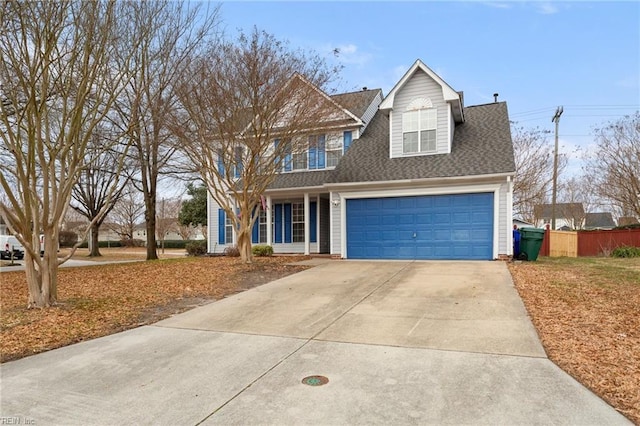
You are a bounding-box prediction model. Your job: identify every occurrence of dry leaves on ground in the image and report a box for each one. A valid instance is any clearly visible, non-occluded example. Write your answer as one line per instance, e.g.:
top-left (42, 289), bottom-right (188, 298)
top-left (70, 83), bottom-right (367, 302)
top-left (0, 256), bottom-right (309, 363)
top-left (508, 258), bottom-right (640, 424)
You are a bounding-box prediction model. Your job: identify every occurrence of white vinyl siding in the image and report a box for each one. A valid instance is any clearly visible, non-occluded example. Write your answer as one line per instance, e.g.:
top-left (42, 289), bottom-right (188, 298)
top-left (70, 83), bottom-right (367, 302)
top-left (361, 91), bottom-right (383, 132)
top-left (391, 70), bottom-right (450, 158)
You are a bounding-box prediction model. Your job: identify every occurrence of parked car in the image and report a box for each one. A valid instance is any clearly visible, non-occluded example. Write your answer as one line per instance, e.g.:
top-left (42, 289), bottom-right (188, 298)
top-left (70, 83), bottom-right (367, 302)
top-left (0, 235), bottom-right (25, 260)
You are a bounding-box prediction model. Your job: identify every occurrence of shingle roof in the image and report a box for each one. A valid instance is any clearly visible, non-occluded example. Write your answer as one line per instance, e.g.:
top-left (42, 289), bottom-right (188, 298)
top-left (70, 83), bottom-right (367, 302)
top-left (268, 170), bottom-right (334, 190)
top-left (330, 102), bottom-right (515, 183)
top-left (585, 212), bottom-right (616, 229)
top-left (618, 216), bottom-right (640, 226)
top-left (330, 89), bottom-right (382, 119)
top-left (534, 203), bottom-right (585, 219)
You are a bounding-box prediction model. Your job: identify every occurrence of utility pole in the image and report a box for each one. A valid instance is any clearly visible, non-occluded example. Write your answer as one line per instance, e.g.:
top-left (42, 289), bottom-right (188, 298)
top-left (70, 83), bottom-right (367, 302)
top-left (551, 106), bottom-right (563, 230)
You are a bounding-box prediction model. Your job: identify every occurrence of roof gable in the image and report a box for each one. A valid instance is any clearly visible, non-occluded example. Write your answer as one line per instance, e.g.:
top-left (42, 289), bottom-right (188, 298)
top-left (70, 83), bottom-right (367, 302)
top-left (379, 59), bottom-right (464, 122)
top-left (534, 203), bottom-right (585, 219)
top-left (585, 212), bottom-right (616, 229)
top-left (329, 101), bottom-right (514, 184)
top-left (331, 89), bottom-right (382, 120)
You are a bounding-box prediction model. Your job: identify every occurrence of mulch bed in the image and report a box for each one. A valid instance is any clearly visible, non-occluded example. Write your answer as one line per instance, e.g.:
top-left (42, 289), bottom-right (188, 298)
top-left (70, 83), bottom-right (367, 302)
top-left (0, 256), bottom-right (309, 363)
top-left (508, 259), bottom-right (640, 424)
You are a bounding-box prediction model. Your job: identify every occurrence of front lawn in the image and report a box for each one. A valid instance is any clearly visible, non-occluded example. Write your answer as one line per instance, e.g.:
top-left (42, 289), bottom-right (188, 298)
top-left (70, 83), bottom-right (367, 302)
top-left (509, 257), bottom-right (640, 424)
top-left (1, 256), bottom-right (309, 363)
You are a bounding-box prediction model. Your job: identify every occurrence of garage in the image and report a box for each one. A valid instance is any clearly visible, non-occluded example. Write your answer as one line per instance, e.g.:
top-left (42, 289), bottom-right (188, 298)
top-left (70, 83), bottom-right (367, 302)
top-left (346, 193), bottom-right (494, 260)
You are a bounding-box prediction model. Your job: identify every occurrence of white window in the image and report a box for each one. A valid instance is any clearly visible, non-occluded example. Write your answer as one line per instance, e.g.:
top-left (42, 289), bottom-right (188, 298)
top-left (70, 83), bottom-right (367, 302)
top-left (326, 134), bottom-right (342, 167)
top-left (292, 203), bottom-right (304, 243)
top-left (225, 214), bottom-right (233, 244)
top-left (258, 209), bottom-right (267, 244)
top-left (403, 109), bottom-right (437, 154)
top-left (292, 151), bottom-right (307, 170)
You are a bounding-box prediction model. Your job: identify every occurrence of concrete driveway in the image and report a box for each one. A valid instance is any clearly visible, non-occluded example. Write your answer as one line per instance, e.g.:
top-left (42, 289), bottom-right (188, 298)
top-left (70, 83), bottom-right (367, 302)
top-left (0, 261), bottom-right (630, 425)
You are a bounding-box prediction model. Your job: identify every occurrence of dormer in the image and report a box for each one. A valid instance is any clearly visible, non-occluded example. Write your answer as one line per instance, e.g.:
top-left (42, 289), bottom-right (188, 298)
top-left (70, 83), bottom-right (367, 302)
top-left (379, 59), bottom-right (464, 158)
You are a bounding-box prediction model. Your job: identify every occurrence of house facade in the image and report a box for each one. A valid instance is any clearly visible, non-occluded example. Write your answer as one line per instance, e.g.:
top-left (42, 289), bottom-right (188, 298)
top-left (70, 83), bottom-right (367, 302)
top-left (534, 202), bottom-right (585, 230)
top-left (207, 60), bottom-right (516, 260)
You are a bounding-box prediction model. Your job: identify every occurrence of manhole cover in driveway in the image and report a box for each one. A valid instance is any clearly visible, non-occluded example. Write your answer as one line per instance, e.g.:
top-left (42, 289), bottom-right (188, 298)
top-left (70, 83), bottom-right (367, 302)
top-left (302, 375), bottom-right (329, 386)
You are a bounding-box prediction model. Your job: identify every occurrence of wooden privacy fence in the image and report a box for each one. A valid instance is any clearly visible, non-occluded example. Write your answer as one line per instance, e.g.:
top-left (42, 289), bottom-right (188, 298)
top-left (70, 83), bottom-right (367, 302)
top-left (549, 231), bottom-right (578, 257)
top-left (537, 227), bottom-right (640, 257)
top-left (578, 229), bottom-right (640, 256)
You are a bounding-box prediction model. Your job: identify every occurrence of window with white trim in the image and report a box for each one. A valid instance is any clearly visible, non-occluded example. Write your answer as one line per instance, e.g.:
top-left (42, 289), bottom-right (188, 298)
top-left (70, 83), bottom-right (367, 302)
top-left (402, 108), bottom-right (437, 154)
top-left (326, 134), bottom-right (342, 167)
top-left (292, 202), bottom-right (304, 243)
top-left (225, 214), bottom-right (233, 244)
top-left (258, 209), bottom-right (267, 243)
top-left (292, 151), bottom-right (307, 170)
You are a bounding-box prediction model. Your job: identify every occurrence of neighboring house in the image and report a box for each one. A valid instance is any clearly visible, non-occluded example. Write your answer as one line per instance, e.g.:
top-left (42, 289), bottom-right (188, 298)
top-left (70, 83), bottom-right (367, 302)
top-left (618, 216), bottom-right (639, 227)
top-left (207, 59), bottom-right (516, 260)
top-left (133, 222), bottom-right (206, 241)
top-left (534, 203), bottom-right (585, 230)
top-left (584, 212), bottom-right (616, 230)
top-left (513, 218), bottom-right (534, 228)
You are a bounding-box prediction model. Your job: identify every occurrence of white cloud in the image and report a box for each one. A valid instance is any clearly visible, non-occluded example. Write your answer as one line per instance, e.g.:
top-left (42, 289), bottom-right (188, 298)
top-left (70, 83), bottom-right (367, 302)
top-left (537, 2), bottom-right (559, 15)
top-left (482, 2), bottom-right (513, 9)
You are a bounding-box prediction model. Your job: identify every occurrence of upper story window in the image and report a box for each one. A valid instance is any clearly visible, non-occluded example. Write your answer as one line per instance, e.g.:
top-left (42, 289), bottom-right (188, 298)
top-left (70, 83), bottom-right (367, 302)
top-left (402, 108), bottom-right (437, 154)
top-left (277, 131), bottom-right (352, 172)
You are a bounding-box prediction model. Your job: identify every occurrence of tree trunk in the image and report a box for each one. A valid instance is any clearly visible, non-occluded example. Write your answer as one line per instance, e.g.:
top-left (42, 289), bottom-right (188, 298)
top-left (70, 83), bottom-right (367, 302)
top-left (25, 233), bottom-right (58, 308)
top-left (145, 206), bottom-right (158, 260)
top-left (89, 222), bottom-right (102, 257)
top-left (237, 211), bottom-right (253, 263)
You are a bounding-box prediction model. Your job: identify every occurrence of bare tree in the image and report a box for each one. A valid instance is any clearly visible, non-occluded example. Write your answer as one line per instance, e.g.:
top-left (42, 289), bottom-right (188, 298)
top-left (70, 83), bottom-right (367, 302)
top-left (585, 112), bottom-right (640, 218)
top-left (109, 187), bottom-right (145, 243)
top-left (511, 124), bottom-right (567, 223)
top-left (110, 1), bottom-right (219, 261)
top-left (0, 2), bottom-right (133, 307)
top-left (156, 197), bottom-right (182, 252)
top-left (176, 223), bottom-right (195, 241)
top-left (171, 28), bottom-right (341, 262)
top-left (71, 129), bottom-right (131, 256)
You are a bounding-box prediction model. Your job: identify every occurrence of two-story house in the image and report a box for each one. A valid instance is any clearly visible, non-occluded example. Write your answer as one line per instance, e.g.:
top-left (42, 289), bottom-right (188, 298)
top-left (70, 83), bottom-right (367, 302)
top-left (207, 59), bottom-right (516, 260)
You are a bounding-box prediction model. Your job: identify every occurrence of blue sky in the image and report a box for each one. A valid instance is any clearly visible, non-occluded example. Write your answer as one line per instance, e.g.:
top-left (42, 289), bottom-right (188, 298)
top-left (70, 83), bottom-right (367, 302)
top-left (218, 1), bottom-right (640, 177)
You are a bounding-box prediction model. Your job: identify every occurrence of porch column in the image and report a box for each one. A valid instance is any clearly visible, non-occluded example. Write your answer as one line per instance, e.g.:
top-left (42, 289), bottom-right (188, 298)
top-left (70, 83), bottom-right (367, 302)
top-left (266, 195), bottom-right (272, 246)
top-left (304, 192), bottom-right (310, 255)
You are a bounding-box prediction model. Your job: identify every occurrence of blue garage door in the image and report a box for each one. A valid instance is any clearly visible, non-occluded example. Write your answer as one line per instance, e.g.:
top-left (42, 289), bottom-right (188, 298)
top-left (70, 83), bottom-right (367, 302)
top-left (346, 193), bottom-right (494, 260)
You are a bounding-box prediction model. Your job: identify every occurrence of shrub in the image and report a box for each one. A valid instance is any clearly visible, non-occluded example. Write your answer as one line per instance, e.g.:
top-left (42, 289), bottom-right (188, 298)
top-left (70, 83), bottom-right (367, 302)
top-left (58, 230), bottom-right (78, 248)
top-left (252, 244), bottom-right (273, 257)
top-left (121, 238), bottom-right (145, 247)
top-left (223, 245), bottom-right (240, 257)
top-left (185, 240), bottom-right (207, 257)
top-left (611, 246), bottom-right (640, 258)
top-left (156, 240), bottom-right (191, 249)
top-left (79, 240), bottom-right (123, 248)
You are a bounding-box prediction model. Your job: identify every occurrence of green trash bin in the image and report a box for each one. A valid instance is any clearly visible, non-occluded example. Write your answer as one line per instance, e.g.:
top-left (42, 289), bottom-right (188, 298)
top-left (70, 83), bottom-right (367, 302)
top-left (518, 227), bottom-right (545, 261)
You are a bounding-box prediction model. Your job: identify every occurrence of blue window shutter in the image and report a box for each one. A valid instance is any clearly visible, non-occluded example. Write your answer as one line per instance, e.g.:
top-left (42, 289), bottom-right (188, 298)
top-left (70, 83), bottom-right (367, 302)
top-left (310, 201), bottom-right (317, 243)
top-left (217, 153), bottom-right (225, 175)
top-left (284, 203), bottom-right (292, 243)
top-left (251, 215), bottom-right (259, 244)
top-left (218, 209), bottom-right (225, 244)
top-left (274, 204), bottom-right (283, 243)
top-left (343, 131), bottom-right (352, 153)
top-left (318, 135), bottom-right (325, 169)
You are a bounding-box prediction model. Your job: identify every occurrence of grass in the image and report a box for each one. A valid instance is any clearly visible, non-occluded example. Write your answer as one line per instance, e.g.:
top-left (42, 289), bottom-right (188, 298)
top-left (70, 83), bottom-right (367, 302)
top-left (508, 256), bottom-right (640, 424)
top-left (0, 254), bottom-right (309, 363)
